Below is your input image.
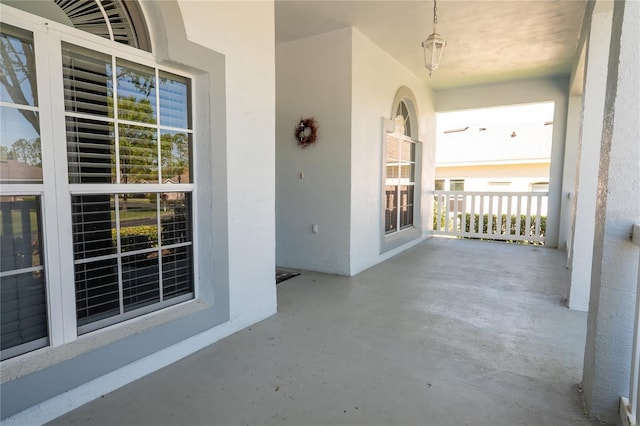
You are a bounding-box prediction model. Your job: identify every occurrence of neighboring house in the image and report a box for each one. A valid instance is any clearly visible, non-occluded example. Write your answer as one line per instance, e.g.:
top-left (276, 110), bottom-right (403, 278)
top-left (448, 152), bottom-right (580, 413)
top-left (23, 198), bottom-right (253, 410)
top-left (435, 163), bottom-right (550, 193)
top-left (0, 160), bottom-right (43, 183)
top-left (435, 104), bottom-right (553, 196)
top-left (0, 1), bottom-right (637, 425)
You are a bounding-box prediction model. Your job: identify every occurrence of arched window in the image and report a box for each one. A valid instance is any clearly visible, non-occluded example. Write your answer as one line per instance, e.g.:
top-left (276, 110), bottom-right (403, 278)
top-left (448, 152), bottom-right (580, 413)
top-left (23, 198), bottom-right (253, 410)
top-left (4, 0), bottom-right (151, 51)
top-left (384, 97), bottom-right (420, 237)
top-left (1, 2), bottom-right (194, 360)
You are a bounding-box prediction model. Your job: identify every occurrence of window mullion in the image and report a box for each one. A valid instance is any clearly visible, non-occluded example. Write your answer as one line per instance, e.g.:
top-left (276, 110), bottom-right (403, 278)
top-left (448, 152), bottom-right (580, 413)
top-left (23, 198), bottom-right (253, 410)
top-left (113, 55), bottom-right (121, 184)
top-left (156, 195), bottom-right (164, 302)
top-left (155, 68), bottom-right (165, 302)
top-left (37, 30), bottom-right (78, 345)
top-left (115, 195), bottom-right (124, 314)
top-left (396, 138), bottom-right (402, 231)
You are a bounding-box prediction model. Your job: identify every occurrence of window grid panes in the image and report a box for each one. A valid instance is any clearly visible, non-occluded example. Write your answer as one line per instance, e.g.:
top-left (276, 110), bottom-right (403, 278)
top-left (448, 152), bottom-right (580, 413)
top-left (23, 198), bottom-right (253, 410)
top-left (0, 196), bottom-right (48, 360)
top-left (385, 125), bottom-right (416, 235)
top-left (0, 23), bottom-right (49, 360)
top-left (1, 24), bottom-right (43, 185)
top-left (62, 42), bottom-right (195, 333)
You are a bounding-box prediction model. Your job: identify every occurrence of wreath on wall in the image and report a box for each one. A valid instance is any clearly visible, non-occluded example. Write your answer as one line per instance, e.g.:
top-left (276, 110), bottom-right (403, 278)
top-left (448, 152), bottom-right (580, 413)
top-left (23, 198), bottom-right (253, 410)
top-left (295, 117), bottom-right (319, 147)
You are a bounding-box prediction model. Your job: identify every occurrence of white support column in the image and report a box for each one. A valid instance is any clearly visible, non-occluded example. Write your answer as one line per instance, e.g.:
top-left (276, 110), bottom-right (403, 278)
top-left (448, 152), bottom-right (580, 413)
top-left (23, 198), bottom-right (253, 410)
top-left (559, 95), bottom-right (581, 258)
top-left (582, 0), bottom-right (640, 423)
top-left (568, 0), bottom-right (614, 312)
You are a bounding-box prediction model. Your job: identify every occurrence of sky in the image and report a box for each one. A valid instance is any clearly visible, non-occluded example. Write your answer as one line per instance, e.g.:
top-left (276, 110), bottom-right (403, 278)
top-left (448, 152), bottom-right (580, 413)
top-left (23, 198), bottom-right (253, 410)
top-left (1, 107), bottom-right (40, 148)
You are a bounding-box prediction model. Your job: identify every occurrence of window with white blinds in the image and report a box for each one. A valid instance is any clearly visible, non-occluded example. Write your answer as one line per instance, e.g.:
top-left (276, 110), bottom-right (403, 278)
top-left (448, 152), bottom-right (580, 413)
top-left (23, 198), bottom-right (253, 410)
top-left (62, 42), bottom-right (194, 333)
top-left (1, 7), bottom-right (197, 359)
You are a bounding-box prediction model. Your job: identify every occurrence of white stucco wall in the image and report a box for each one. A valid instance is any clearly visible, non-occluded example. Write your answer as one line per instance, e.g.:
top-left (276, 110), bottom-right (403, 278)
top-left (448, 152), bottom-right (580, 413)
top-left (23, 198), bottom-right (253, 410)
top-left (2, 2), bottom-right (278, 423)
top-left (435, 78), bottom-right (569, 248)
top-left (179, 1), bottom-right (277, 323)
top-left (275, 28), bottom-right (436, 276)
top-left (350, 29), bottom-right (435, 275)
top-left (275, 29), bottom-right (352, 275)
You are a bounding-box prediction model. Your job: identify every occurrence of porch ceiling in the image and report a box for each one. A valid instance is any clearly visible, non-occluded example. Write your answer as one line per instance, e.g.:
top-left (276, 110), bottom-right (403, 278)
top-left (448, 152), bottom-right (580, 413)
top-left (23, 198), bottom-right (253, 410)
top-left (275, 0), bottom-right (588, 90)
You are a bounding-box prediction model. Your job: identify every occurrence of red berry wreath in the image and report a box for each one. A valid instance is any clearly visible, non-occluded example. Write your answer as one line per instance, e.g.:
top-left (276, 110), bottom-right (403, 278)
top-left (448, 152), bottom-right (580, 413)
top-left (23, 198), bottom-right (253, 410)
top-left (295, 117), bottom-right (318, 147)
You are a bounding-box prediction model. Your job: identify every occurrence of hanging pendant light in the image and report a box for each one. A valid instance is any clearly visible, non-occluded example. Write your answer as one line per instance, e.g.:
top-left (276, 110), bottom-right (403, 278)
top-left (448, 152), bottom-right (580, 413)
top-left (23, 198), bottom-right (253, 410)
top-left (422, 0), bottom-right (446, 77)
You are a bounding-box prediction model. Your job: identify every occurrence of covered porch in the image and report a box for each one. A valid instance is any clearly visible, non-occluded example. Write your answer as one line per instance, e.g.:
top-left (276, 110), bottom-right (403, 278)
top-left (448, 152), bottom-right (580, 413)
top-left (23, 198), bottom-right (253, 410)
top-left (50, 238), bottom-right (595, 425)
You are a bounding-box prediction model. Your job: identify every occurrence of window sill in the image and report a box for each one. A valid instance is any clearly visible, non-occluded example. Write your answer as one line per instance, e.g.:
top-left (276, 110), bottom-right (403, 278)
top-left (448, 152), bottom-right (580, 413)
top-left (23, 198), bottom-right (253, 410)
top-left (381, 226), bottom-right (421, 254)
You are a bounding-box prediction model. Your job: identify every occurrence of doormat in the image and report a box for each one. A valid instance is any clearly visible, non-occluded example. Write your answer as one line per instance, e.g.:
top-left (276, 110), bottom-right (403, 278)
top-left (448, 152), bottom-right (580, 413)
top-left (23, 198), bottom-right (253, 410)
top-left (276, 269), bottom-right (300, 284)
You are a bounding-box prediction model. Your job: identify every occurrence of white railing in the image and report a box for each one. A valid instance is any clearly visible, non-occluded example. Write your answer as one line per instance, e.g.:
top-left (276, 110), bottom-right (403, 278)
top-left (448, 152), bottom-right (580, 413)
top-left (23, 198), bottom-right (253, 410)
top-left (621, 224), bottom-right (640, 426)
top-left (432, 191), bottom-right (548, 244)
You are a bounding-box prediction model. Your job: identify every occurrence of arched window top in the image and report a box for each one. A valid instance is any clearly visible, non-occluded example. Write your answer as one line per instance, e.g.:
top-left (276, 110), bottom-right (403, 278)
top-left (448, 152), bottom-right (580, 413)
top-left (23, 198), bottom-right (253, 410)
top-left (395, 100), bottom-right (411, 137)
top-left (391, 86), bottom-right (419, 140)
top-left (5, 0), bottom-right (151, 52)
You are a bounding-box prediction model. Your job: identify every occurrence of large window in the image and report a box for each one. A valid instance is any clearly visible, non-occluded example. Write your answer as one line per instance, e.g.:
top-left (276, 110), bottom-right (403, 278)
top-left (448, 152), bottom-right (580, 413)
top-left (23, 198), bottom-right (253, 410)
top-left (63, 43), bottom-right (194, 332)
top-left (0, 8), bottom-right (195, 358)
top-left (384, 101), bottom-right (416, 234)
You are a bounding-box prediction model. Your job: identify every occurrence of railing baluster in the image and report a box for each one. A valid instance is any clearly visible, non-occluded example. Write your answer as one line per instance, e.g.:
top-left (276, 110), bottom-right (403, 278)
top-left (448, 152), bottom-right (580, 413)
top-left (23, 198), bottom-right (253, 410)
top-left (487, 194), bottom-right (494, 236)
top-left (453, 192), bottom-right (459, 233)
top-left (535, 195), bottom-right (543, 241)
top-left (496, 195), bottom-right (504, 235)
top-left (516, 196), bottom-right (522, 237)
top-left (444, 192), bottom-right (450, 232)
top-left (506, 195), bottom-right (513, 239)
top-left (479, 195), bottom-right (485, 238)
top-left (437, 193), bottom-right (443, 232)
top-left (525, 195), bottom-right (532, 239)
top-left (460, 194), bottom-right (467, 236)
top-left (470, 194), bottom-right (476, 235)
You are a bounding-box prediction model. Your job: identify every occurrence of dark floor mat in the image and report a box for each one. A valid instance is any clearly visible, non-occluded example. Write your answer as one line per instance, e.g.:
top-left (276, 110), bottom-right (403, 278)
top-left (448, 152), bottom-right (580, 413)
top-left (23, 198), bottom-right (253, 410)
top-left (276, 269), bottom-right (300, 284)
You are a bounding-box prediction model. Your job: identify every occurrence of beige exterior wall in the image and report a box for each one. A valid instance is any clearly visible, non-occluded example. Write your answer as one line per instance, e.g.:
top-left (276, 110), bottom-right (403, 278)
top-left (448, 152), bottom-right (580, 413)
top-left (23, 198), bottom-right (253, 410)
top-left (435, 162), bottom-right (550, 193)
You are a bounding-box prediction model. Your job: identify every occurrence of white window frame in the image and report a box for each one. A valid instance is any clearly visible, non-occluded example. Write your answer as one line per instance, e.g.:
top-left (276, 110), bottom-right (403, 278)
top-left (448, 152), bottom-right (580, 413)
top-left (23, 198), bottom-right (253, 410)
top-left (380, 91), bottom-right (423, 254)
top-left (0, 5), bottom-right (199, 352)
top-left (384, 131), bottom-right (417, 234)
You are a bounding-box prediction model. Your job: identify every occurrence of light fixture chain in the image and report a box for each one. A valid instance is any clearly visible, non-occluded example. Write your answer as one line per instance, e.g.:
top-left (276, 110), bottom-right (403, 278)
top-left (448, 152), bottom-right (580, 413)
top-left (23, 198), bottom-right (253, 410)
top-left (433, 0), bottom-right (438, 26)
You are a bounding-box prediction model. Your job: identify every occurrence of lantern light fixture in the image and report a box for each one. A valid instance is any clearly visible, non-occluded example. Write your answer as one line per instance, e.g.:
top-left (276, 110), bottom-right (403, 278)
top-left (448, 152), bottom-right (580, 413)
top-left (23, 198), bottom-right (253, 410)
top-left (422, 0), bottom-right (446, 77)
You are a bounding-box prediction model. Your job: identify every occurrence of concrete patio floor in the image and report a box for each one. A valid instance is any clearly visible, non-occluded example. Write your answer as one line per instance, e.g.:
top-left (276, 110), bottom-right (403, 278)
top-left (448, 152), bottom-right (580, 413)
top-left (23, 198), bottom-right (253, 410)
top-left (50, 238), bottom-right (599, 426)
